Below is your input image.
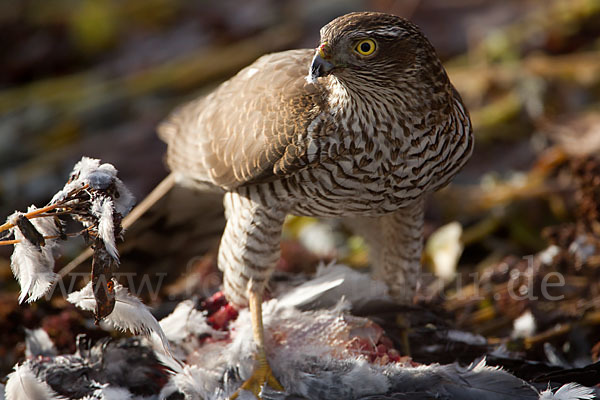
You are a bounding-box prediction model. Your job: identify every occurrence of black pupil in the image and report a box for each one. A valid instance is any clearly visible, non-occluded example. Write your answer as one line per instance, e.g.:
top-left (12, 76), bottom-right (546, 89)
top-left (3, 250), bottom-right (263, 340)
top-left (360, 42), bottom-right (371, 53)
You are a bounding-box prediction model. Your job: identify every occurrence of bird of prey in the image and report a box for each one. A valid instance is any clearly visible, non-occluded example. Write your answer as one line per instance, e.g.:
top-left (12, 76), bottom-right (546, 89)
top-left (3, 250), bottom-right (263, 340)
top-left (158, 11), bottom-right (473, 398)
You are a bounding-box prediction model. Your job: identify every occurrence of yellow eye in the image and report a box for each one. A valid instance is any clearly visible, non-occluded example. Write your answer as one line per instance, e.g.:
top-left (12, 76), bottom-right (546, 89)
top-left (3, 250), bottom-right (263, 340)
top-left (355, 39), bottom-right (376, 56)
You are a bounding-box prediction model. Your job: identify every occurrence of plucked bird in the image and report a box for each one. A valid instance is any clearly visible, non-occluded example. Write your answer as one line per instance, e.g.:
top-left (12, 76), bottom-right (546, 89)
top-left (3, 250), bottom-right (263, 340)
top-left (158, 11), bottom-right (474, 398)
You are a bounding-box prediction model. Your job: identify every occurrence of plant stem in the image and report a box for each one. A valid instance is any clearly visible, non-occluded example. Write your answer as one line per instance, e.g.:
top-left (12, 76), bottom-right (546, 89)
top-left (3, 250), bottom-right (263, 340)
top-left (0, 203), bottom-right (62, 233)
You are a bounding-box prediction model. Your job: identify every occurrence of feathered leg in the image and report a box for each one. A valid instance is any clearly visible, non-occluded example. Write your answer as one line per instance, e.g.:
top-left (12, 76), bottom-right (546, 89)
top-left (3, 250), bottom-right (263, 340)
top-left (219, 188), bottom-right (287, 399)
top-left (376, 198), bottom-right (425, 303)
top-left (344, 197), bottom-right (425, 304)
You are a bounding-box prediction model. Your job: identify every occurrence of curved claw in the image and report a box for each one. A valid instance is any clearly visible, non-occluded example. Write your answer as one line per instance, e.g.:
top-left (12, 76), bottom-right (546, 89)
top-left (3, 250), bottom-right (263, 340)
top-left (230, 359), bottom-right (283, 399)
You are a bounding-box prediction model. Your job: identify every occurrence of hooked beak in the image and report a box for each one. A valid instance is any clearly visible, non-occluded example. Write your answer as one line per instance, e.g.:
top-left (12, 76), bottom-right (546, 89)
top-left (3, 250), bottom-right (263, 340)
top-left (308, 43), bottom-right (335, 83)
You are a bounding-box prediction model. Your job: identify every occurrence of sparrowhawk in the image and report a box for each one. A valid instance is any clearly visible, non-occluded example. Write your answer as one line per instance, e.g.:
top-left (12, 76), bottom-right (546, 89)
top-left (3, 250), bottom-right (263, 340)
top-left (159, 11), bottom-right (473, 398)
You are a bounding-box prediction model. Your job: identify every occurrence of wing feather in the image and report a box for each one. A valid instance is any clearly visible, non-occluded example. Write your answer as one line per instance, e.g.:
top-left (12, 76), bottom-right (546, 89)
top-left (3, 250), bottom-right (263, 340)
top-left (159, 49), bottom-right (326, 190)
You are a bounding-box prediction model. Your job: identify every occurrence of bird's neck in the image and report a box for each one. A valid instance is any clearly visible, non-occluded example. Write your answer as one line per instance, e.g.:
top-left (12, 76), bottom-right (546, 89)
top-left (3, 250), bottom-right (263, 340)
top-left (324, 75), bottom-right (353, 115)
top-left (324, 74), bottom-right (436, 133)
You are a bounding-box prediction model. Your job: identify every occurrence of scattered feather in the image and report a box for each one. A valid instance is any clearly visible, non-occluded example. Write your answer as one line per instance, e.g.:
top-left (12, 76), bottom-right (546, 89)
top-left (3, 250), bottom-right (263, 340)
top-left (82, 160), bottom-right (135, 216)
top-left (513, 310), bottom-right (537, 339)
top-left (5, 363), bottom-right (64, 400)
top-left (161, 302), bottom-right (543, 400)
top-left (425, 221), bottom-right (463, 282)
top-left (91, 198), bottom-right (118, 261)
top-left (67, 281), bottom-right (170, 354)
top-left (6, 260), bottom-right (599, 400)
top-left (160, 365), bottom-right (223, 400)
top-left (278, 262), bottom-right (389, 309)
top-left (112, 179), bottom-right (135, 217)
top-left (159, 300), bottom-right (225, 343)
top-left (25, 328), bottom-right (57, 358)
top-left (543, 343), bottom-right (571, 369)
top-left (50, 157), bottom-right (100, 205)
top-left (82, 382), bottom-right (133, 400)
top-left (73, 157), bottom-right (103, 179)
top-left (539, 382), bottom-right (596, 400)
top-left (9, 207), bottom-right (59, 303)
top-left (49, 157), bottom-right (134, 217)
top-left (6, 157), bottom-right (136, 307)
top-left (277, 267), bottom-right (345, 309)
top-left (7, 336), bottom-right (168, 399)
top-left (446, 330), bottom-right (488, 346)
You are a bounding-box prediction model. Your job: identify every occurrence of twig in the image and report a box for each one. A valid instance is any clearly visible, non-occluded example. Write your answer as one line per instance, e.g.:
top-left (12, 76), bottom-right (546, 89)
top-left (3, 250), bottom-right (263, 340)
top-left (0, 203), bottom-right (62, 233)
top-left (523, 324), bottom-right (571, 350)
top-left (0, 229), bottom-right (93, 246)
top-left (0, 183), bottom-right (90, 235)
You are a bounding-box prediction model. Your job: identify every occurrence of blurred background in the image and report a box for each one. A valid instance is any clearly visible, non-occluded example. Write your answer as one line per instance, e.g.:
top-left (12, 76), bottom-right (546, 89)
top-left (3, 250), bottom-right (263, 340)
top-left (1, 0), bottom-right (600, 382)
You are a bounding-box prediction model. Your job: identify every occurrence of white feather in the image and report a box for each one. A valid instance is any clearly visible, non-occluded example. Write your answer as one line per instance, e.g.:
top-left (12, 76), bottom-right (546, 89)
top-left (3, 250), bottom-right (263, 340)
top-left (50, 157), bottom-right (134, 218)
top-left (25, 328), bottom-right (57, 358)
top-left (278, 262), bottom-right (389, 309)
top-left (5, 363), bottom-right (64, 400)
top-left (425, 221), bottom-right (463, 282)
top-left (73, 157), bottom-right (103, 178)
top-left (512, 310), bottom-right (537, 339)
top-left (49, 180), bottom-right (83, 205)
top-left (91, 161), bottom-right (134, 217)
top-left (539, 382), bottom-right (596, 400)
top-left (277, 272), bottom-right (345, 309)
top-left (84, 382), bottom-right (133, 400)
top-left (161, 365), bottom-right (223, 400)
top-left (9, 208), bottom-right (59, 303)
top-left (112, 178), bottom-right (135, 217)
top-left (67, 281), bottom-right (171, 354)
top-left (446, 330), bottom-right (487, 346)
top-left (159, 300), bottom-right (225, 343)
top-left (50, 157), bottom-right (101, 204)
top-left (95, 162), bottom-right (118, 177)
top-left (339, 358), bottom-right (390, 397)
top-left (91, 198), bottom-right (118, 261)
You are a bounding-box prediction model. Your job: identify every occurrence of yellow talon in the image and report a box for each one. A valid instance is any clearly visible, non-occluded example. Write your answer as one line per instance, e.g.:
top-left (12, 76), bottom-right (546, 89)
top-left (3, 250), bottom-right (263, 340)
top-left (230, 291), bottom-right (284, 399)
top-left (230, 355), bottom-right (283, 399)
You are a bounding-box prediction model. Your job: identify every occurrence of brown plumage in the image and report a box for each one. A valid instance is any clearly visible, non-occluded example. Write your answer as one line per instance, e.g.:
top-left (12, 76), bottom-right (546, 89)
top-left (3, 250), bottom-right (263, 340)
top-left (159, 11), bottom-right (473, 396)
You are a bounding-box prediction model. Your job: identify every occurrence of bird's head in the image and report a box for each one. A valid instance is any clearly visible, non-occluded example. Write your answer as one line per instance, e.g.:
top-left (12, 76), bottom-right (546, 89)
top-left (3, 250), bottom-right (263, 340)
top-left (308, 12), bottom-right (449, 95)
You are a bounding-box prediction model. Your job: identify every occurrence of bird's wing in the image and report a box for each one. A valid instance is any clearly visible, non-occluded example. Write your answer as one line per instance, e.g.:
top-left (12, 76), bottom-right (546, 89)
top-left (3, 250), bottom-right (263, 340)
top-left (158, 49), bottom-right (327, 190)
